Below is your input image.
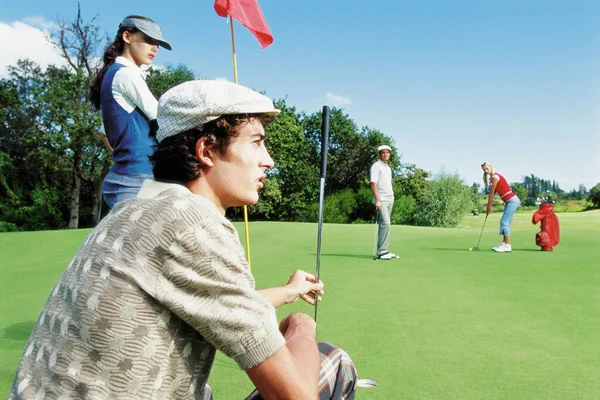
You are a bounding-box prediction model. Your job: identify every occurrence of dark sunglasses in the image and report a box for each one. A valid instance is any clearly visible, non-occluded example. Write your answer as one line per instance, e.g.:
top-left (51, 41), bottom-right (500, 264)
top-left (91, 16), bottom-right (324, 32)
top-left (481, 162), bottom-right (487, 167)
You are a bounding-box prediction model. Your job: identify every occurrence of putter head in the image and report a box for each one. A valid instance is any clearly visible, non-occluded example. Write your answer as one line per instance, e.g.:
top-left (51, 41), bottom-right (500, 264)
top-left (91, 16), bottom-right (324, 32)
top-left (356, 378), bottom-right (379, 388)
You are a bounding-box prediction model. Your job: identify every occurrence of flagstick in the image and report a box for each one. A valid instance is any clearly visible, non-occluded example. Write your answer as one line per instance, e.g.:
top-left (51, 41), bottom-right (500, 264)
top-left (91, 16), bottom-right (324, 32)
top-left (229, 15), bottom-right (252, 270)
top-left (229, 16), bottom-right (239, 83)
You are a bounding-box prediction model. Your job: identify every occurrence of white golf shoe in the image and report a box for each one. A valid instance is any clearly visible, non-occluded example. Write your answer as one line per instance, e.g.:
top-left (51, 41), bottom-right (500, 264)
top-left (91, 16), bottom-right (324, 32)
top-left (376, 252), bottom-right (397, 260)
top-left (493, 243), bottom-right (512, 253)
top-left (491, 243), bottom-right (504, 250)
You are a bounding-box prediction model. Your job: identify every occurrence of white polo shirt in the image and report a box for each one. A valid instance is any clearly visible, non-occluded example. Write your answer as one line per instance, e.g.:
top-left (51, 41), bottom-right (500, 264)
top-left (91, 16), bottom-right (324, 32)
top-left (112, 56), bottom-right (158, 120)
top-left (370, 160), bottom-right (394, 202)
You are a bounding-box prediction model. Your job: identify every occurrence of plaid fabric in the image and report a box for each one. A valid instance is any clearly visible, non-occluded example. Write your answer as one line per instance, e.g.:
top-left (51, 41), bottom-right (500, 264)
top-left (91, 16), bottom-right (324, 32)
top-left (211, 342), bottom-right (356, 400)
top-left (156, 80), bottom-right (280, 143)
top-left (316, 342), bottom-right (357, 400)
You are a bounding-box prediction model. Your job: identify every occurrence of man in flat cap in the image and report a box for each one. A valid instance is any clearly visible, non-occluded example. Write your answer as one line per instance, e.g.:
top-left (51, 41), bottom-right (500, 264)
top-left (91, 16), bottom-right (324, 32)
top-left (10, 80), bottom-right (357, 400)
top-left (370, 144), bottom-right (398, 260)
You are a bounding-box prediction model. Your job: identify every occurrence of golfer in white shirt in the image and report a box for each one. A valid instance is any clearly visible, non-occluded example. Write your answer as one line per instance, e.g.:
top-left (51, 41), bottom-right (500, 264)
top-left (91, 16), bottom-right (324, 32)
top-left (370, 145), bottom-right (397, 260)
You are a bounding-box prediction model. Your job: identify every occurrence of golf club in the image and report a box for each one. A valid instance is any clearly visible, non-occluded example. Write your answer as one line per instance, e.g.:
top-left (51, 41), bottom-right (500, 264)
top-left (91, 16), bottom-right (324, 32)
top-left (356, 379), bottom-right (379, 389)
top-left (372, 212), bottom-right (379, 260)
top-left (314, 105), bottom-right (329, 323)
top-left (473, 214), bottom-right (488, 250)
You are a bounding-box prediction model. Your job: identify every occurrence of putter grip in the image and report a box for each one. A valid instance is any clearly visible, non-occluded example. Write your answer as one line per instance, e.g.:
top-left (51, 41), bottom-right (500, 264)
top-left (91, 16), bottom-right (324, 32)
top-left (320, 106), bottom-right (330, 179)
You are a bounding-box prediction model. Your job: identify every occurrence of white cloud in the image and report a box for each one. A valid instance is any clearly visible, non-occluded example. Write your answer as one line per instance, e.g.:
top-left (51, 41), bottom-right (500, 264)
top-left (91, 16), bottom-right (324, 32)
top-left (22, 16), bottom-right (58, 31)
top-left (0, 18), bottom-right (65, 77)
top-left (325, 92), bottom-right (352, 106)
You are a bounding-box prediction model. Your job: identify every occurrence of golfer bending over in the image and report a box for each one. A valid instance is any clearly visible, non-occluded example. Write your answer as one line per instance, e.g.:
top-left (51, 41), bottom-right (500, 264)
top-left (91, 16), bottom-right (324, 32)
top-left (10, 80), bottom-right (357, 400)
top-left (481, 162), bottom-right (521, 253)
top-left (370, 144), bottom-right (397, 260)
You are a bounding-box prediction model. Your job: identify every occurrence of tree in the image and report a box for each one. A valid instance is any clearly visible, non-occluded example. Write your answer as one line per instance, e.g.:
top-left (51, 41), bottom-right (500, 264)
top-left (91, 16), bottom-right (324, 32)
top-left (566, 184), bottom-right (588, 200)
top-left (589, 184), bottom-right (600, 208)
top-left (42, 65), bottom-right (105, 228)
top-left (262, 99), bottom-right (318, 220)
top-left (146, 64), bottom-right (196, 98)
top-left (0, 61), bottom-right (79, 230)
top-left (395, 163), bottom-right (430, 203)
top-left (510, 182), bottom-right (528, 205)
top-left (53, 5), bottom-right (109, 228)
top-left (414, 172), bottom-right (474, 228)
top-left (302, 108), bottom-right (399, 194)
top-left (578, 184), bottom-right (588, 199)
top-left (520, 173), bottom-right (572, 204)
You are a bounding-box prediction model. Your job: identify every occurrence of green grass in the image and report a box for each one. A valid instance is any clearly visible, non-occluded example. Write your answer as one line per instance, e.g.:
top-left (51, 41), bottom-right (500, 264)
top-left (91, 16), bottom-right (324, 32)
top-left (1, 211), bottom-right (599, 399)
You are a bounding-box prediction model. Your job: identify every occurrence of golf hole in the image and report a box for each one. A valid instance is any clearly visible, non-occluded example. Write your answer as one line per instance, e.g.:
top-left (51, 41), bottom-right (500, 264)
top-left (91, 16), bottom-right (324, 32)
top-left (356, 378), bottom-right (379, 388)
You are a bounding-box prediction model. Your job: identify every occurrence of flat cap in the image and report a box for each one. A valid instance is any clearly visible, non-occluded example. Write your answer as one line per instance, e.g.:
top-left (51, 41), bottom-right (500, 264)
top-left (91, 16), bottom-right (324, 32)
top-left (156, 80), bottom-right (280, 143)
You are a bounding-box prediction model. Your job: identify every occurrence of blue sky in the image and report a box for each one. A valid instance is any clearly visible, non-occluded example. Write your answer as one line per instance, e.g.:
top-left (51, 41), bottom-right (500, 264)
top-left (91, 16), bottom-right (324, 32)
top-left (1, 0), bottom-right (599, 191)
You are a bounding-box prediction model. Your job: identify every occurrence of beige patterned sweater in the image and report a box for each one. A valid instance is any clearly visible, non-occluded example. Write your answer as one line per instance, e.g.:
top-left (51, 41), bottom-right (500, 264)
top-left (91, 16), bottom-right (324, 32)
top-left (10, 181), bottom-right (285, 399)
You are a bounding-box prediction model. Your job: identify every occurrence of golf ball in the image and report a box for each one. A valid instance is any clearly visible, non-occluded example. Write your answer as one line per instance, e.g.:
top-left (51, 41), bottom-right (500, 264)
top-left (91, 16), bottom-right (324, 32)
top-left (469, 248), bottom-right (472, 251)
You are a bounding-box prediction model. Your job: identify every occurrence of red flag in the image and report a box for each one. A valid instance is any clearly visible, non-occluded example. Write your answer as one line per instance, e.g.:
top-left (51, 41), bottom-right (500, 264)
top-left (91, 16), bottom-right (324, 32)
top-left (214, 0), bottom-right (274, 49)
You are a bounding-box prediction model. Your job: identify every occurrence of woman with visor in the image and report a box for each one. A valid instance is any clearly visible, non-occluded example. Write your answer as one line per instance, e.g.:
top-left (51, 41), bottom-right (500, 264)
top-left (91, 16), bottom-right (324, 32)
top-left (89, 16), bottom-right (172, 208)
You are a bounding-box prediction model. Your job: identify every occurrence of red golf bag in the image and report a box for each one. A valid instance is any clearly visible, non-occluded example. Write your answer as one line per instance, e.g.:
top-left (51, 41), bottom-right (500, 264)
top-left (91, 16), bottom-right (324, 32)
top-left (531, 203), bottom-right (560, 251)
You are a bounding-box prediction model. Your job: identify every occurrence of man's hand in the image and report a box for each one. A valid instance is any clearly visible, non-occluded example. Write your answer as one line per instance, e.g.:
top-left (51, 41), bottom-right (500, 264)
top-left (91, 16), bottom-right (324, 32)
top-left (375, 200), bottom-right (381, 210)
top-left (486, 204), bottom-right (492, 215)
top-left (257, 271), bottom-right (324, 308)
top-left (287, 270), bottom-right (324, 306)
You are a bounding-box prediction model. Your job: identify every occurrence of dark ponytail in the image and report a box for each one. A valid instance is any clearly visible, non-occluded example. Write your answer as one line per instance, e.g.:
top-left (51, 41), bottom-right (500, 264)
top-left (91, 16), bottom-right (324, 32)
top-left (88, 15), bottom-right (155, 110)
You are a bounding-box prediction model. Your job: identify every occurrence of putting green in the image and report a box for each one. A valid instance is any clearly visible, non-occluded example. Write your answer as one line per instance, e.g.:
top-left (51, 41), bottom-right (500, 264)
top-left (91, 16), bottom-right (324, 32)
top-left (1, 210), bottom-right (598, 399)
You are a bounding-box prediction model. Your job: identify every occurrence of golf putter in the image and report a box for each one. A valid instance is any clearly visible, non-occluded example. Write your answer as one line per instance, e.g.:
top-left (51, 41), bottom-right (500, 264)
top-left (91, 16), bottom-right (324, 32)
top-left (372, 212), bottom-right (379, 260)
top-left (474, 214), bottom-right (488, 250)
top-left (314, 106), bottom-right (329, 323)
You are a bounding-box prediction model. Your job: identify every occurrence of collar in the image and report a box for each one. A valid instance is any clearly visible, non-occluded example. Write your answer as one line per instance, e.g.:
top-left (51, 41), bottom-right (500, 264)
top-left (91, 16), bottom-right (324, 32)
top-left (136, 180), bottom-right (224, 216)
top-left (137, 180), bottom-right (190, 199)
top-left (378, 159), bottom-right (390, 167)
top-left (115, 56), bottom-right (148, 79)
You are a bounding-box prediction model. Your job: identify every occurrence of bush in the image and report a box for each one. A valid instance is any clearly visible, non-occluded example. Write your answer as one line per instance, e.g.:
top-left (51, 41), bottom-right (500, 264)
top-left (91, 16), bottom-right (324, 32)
top-left (4, 184), bottom-right (67, 231)
top-left (391, 195), bottom-right (415, 225)
top-left (296, 188), bottom-right (373, 224)
top-left (354, 185), bottom-right (376, 222)
top-left (295, 202), bottom-right (318, 223)
top-left (0, 221), bottom-right (19, 232)
top-left (414, 172), bottom-right (474, 227)
top-left (322, 189), bottom-right (358, 224)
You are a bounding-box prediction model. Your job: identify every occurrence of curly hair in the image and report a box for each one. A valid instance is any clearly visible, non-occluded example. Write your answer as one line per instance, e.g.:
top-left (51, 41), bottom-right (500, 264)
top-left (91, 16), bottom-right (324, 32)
top-left (151, 114), bottom-right (270, 184)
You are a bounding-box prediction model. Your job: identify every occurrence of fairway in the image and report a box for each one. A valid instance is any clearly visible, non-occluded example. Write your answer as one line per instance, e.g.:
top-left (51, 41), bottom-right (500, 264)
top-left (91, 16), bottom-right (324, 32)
top-left (1, 211), bottom-right (599, 399)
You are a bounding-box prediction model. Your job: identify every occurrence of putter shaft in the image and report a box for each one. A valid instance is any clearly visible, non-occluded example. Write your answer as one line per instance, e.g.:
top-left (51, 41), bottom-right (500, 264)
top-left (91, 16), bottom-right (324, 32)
top-left (475, 214), bottom-right (488, 249)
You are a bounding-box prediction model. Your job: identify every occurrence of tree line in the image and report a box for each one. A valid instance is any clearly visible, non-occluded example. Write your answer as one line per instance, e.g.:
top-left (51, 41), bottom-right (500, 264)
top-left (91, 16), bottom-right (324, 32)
top-left (1, 8), bottom-right (597, 232)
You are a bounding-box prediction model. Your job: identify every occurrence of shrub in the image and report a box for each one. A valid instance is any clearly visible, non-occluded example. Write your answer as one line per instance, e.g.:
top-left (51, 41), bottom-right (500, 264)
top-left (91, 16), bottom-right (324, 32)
top-left (13, 184), bottom-right (66, 231)
top-left (414, 172), bottom-right (474, 227)
top-left (323, 189), bottom-right (358, 224)
top-left (391, 195), bottom-right (415, 225)
top-left (0, 221), bottom-right (19, 232)
top-left (295, 202), bottom-right (319, 223)
top-left (354, 185), bottom-right (376, 222)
